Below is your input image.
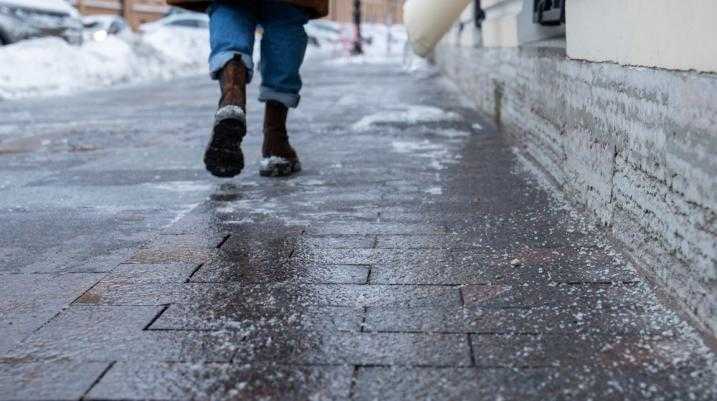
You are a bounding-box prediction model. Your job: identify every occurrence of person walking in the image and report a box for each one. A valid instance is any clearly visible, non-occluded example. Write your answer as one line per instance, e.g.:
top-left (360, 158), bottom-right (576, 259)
top-left (167, 0), bottom-right (329, 177)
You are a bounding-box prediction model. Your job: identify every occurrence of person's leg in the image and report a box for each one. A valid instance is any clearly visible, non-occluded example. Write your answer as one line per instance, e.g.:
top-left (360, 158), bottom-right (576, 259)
top-left (257, 2), bottom-right (309, 107)
top-left (257, 2), bottom-right (309, 176)
top-left (204, 1), bottom-right (257, 178)
top-left (208, 0), bottom-right (257, 81)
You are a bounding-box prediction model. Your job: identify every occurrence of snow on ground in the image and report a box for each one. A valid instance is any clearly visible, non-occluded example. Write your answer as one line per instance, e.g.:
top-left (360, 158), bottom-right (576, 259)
top-left (324, 23), bottom-right (407, 66)
top-left (0, 27), bottom-right (209, 100)
top-left (0, 22), bottom-right (407, 100)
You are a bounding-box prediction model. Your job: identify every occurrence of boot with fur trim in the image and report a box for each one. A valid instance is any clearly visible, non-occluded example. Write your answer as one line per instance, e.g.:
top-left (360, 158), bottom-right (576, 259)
top-left (260, 100), bottom-right (301, 177)
top-left (204, 56), bottom-right (247, 178)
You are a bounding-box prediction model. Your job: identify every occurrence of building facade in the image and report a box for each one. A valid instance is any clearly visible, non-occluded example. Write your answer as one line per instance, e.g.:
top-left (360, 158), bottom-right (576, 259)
top-left (71, 0), bottom-right (403, 29)
top-left (327, 0), bottom-right (402, 24)
top-left (71, 0), bottom-right (169, 28)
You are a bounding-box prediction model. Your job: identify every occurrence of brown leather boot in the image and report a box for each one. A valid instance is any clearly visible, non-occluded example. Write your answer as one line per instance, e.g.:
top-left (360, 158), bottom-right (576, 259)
top-left (204, 56), bottom-right (247, 178)
top-left (260, 100), bottom-right (301, 177)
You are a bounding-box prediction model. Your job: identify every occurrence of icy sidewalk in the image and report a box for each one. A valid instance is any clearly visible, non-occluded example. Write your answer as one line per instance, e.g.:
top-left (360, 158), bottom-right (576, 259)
top-left (0, 59), bottom-right (715, 400)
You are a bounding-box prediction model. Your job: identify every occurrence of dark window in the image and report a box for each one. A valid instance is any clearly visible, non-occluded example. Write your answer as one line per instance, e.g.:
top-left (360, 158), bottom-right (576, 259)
top-left (534, 0), bottom-right (565, 26)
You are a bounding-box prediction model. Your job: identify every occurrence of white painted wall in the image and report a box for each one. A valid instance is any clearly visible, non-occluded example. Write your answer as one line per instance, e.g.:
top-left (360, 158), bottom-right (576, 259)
top-left (480, 0), bottom-right (563, 47)
top-left (567, 0), bottom-right (717, 73)
top-left (444, 5), bottom-right (481, 48)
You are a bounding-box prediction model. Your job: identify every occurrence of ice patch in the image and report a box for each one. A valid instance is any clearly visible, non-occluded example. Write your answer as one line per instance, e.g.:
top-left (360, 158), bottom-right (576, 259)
top-left (472, 123), bottom-right (484, 131)
top-left (391, 140), bottom-right (446, 154)
top-left (151, 181), bottom-right (212, 193)
top-left (301, 179), bottom-right (326, 186)
top-left (433, 129), bottom-right (471, 139)
top-left (353, 105), bottom-right (461, 131)
top-left (167, 203), bottom-right (200, 226)
top-left (425, 186), bottom-right (442, 195)
top-left (391, 139), bottom-right (459, 171)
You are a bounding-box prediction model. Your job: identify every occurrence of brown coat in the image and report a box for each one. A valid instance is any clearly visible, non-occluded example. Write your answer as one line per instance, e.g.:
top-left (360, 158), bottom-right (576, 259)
top-left (166, 0), bottom-right (329, 19)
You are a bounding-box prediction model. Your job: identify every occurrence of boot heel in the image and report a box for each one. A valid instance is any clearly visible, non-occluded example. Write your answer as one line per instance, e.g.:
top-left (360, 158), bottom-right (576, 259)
top-left (259, 156), bottom-right (301, 177)
top-left (204, 107), bottom-right (247, 178)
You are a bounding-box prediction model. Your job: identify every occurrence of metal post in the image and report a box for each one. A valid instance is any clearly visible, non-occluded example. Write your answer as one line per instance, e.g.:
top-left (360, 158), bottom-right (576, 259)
top-left (351, 0), bottom-right (363, 55)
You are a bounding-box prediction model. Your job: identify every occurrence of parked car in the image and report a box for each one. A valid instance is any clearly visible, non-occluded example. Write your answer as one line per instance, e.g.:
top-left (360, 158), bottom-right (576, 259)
top-left (139, 12), bottom-right (208, 33)
top-left (0, 0), bottom-right (83, 45)
top-left (82, 15), bottom-right (129, 42)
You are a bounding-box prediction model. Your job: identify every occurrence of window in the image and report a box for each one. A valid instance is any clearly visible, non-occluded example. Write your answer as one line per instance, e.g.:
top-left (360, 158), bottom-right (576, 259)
top-left (533, 0), bottom-right (565, 26)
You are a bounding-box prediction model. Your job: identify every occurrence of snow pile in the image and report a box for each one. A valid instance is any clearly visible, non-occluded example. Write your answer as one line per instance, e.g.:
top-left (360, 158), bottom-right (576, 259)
top-left (0, 27), bottom-right (209, 100)
top-left (140, 27), bottom-right (209, 74)
top-left (0, 22), bottom-right (408, 100)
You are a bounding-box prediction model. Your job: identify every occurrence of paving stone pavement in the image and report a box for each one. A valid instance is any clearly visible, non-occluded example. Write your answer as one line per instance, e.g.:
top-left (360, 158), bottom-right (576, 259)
top-left (1, 58), bottom-right (716, 400)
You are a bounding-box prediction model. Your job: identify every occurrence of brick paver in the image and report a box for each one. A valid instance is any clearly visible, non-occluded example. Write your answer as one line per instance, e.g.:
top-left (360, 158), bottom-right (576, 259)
top-left (1, 60), bottom-right (715, 400)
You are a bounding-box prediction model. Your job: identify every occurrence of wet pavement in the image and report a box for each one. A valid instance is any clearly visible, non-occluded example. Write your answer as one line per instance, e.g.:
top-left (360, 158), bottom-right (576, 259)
top-left (1, 57), bottom-right (716, 400)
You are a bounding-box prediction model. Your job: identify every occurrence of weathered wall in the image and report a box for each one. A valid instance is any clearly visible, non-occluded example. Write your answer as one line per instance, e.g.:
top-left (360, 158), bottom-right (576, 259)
top-left (434, 40), bottom-right (717, 336)
top-left (567, 0), bottom-right (717, 74)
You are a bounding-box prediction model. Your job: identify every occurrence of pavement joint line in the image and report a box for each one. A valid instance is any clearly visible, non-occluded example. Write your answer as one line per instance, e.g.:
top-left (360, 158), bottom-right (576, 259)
top-left (79, 360), bottom-right (115, 401)
top-left (145, 282), bottom-right (469, 288)
top-left (79, 281), bottom-right (643, 290)
top-left (188, 280), bottom-right (373, 285)
top-left (69, 278), bottom-right (110, 306)
top-left (27, 308), bottom-right (68, 338)
top-left (348, 365), bottom-right (360, 400)
top-left (0, 272), bottom-right (108, 275)
top-left (143, 304), bottom-right (171, 331)
top-left (364, 330), bottom-right (557, 336)
top-left (359, 307), bottom-right (368, 333)
top-left (467, 334), bottom-right (476, 367)
top-left (372, 281), bottom-right (637, 286)
top-left (215, 234), bottom-right (231, 249)
top-left (143, 328), bottom-right (361, 333)
top-left (185, 262), bottom-right (205, 283)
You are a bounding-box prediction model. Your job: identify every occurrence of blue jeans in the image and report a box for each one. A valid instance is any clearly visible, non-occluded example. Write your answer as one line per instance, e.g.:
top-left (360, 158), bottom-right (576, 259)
top-left (208, 0), bottom-right (309, 108)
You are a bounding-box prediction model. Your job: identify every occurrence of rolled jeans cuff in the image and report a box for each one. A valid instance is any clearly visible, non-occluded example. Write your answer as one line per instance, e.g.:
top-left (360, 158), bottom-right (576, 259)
top-left (209, 51), bottom-right (254, 82)
top-left (258, 86), bottom-right (301, 108)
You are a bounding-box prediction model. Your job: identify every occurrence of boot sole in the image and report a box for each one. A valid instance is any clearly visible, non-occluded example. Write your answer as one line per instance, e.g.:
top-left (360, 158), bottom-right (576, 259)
top-left (259, 158), bottom-right (302, 177)
top-left (204, 109), bottom-right (246, 178)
